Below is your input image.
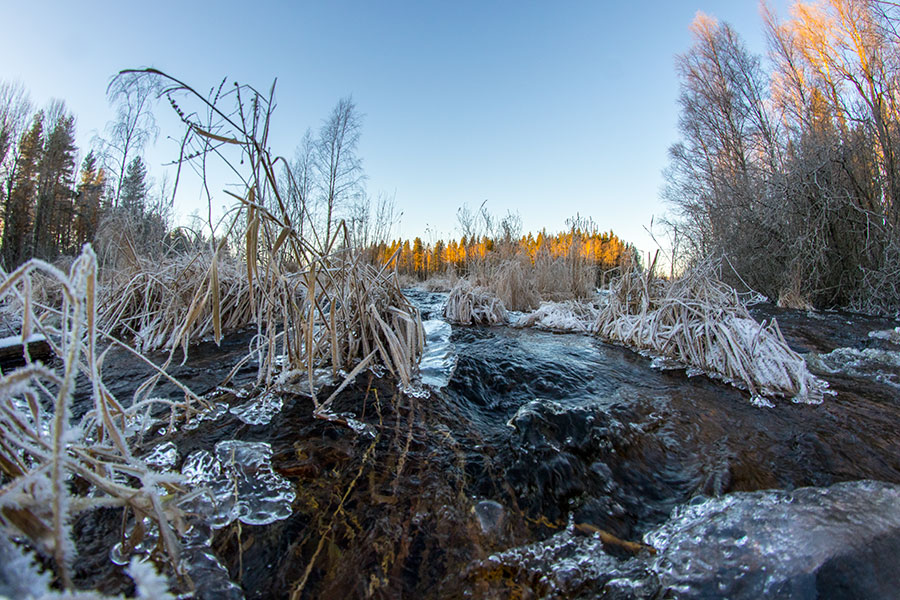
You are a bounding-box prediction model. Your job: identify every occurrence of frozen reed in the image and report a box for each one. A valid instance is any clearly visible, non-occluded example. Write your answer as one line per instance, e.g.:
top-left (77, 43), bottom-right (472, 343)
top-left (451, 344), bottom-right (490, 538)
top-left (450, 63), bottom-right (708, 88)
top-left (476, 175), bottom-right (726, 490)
top-left (595, 258), bottom-right (826, 403)
top-left (444, 279), bottom-right (508, 325)
top-left (0, 246), bottom-right (191, 589)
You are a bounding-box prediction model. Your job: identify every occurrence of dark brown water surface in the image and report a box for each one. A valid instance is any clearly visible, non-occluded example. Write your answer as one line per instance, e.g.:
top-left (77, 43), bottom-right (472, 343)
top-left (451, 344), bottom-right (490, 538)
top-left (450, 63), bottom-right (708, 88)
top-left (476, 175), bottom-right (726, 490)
top-left (69, 296), bottom-right (900, 599)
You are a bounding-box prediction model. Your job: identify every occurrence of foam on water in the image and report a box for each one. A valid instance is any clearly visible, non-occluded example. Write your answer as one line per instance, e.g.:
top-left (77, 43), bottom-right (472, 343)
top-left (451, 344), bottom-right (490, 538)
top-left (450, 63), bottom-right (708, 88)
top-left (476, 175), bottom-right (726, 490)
top-left (419, 318), bottom-right (457, 390)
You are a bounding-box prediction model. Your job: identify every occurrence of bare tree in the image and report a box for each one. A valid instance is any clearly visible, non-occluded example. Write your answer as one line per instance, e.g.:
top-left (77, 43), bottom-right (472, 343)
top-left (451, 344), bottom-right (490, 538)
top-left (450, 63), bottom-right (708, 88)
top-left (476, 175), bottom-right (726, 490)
top-left (0, 81), bottom-right (33, 229)
top-left (315, 97), bottom-right (364, 247)
top-left (102, 73), bottom-right (160, 207)
top-left (280, 128), bottom-right (316, 240)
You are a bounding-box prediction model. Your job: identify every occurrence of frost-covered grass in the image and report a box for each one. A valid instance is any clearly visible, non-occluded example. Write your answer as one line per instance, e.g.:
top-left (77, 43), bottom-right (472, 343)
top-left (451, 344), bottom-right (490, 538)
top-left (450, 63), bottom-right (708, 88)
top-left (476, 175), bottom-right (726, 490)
top-left (514, 300), bottom-right (598, 333)
top-left (593, 264), bottom-right (827, 403)
top-left (512, 263), bottom-right (828, 404)
top-left (0, 69), bottom-right (429, 596)
top-left (444, 279), bottom-right (508, 325)
top-left (0, 246), bottom-right (192, 591)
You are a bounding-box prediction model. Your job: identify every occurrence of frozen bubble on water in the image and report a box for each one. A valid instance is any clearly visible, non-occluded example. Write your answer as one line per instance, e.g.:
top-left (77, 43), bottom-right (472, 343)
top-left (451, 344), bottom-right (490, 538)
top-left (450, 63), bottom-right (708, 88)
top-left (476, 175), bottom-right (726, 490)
top-left (142, 441), bottom-right (178, 471)
top-left (123, 405), bottom-right (163, 438)
top-left (419, 318), bottom-right (457, 390)
top-left (183, 402), bottom-right (229, 431)
top-left (749, 395), bottom-right (775, 408)
top-left (110, 517), bottom-right (159, 566)
top-left (473, 500), bottom-right (505, 534)
top-left (482, 525), bottom-right (624, 597)
top-left (181, 440), bottom-right (295, 528)
top-left (650, 356), bottom-right (683, 371)
top-left (228, 391), bottom-right (283, 425)
top-left (278, 368), bottom-right (335, 397)
top-left (315, 410), bottom-right (375, 437)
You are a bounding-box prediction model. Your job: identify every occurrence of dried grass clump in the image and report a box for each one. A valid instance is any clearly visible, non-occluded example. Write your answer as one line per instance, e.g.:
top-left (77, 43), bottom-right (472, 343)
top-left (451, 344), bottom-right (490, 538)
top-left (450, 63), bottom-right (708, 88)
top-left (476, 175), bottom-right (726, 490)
top-left (418, 275), bottom-right (456, 293)
top-left (127, 68), bottom-right (424, 416)
top-left (596, 261), bottom-right (827, 403)
top-left (533, 252), bottom-right (595, 302)
top-left (488, 259), bottom-right (539, 311)
top-left (516, 300), bottom-right (599, 333)
top-left (99, 250), bottom-right (253, 355)
top-left (0, 246), bottom-right (196, 590)
top-left (444, 279), bottom-right (508, 325)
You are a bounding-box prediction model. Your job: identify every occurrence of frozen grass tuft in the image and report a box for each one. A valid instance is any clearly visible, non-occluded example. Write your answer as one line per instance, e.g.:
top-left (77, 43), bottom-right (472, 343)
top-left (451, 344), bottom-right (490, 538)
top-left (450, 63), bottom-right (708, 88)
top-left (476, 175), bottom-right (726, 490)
top-left (595, 261), bottom-right (828, 403)
top-left (444, 280), bottom-right (508, 325)
top-left (0, 245), bottom-right (192, 590)
top-left (515, 300), bottom-right (599, 333)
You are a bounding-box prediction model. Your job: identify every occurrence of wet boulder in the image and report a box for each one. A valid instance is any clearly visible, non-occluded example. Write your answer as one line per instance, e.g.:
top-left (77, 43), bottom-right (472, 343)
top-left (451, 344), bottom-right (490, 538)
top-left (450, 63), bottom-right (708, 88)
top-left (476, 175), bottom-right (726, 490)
top-left (646, 480), bottom-right (900, 599)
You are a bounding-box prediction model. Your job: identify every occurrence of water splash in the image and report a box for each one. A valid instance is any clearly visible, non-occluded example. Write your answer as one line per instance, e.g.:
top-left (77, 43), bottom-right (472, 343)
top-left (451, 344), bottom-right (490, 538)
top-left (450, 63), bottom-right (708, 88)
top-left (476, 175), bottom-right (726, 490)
top-left (419, 319), bottom-right (457, 390)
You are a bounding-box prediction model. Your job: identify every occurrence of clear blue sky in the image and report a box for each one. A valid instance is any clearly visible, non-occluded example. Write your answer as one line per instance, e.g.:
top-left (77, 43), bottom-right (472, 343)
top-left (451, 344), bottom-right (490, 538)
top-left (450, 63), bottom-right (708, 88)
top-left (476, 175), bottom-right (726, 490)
top-left (0, 0), bottom-right (787, 253)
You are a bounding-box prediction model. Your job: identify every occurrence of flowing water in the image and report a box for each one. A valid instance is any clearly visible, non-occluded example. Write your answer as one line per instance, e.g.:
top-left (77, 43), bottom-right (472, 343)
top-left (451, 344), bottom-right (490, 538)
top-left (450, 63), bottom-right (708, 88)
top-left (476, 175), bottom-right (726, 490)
top-left (68, 292), bottom-right (900, 599)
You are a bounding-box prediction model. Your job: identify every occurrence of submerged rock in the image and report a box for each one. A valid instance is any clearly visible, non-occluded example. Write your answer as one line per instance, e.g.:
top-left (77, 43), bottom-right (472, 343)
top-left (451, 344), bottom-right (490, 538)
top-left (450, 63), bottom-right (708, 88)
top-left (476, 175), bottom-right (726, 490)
top-left (472, 480), bottom-right (900, 599)
top-left (646, 479), bottom-right (900, 599)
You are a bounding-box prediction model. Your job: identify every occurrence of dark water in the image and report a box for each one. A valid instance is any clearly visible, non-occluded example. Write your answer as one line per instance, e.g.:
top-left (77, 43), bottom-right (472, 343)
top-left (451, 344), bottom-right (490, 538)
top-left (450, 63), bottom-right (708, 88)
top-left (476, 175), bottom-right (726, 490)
top-left (70, 292), bottom-right (900, 599)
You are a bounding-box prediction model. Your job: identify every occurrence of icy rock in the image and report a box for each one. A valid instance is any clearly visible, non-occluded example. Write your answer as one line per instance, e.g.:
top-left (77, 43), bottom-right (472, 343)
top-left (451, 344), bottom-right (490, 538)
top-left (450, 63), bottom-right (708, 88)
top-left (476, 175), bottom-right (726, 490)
top-left (645, 480), bottom-right (900, 599)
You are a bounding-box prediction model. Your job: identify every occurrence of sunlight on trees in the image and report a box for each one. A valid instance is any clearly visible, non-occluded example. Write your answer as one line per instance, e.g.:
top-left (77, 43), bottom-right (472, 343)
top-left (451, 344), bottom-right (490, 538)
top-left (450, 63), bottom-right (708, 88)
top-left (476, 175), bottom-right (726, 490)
top-left (666, 0), bottom-right (900, 314)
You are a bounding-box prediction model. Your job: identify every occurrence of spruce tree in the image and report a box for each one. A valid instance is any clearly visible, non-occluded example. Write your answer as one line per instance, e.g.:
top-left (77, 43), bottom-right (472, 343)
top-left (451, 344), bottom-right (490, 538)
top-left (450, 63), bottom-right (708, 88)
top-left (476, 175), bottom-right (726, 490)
top-left (119, 155), bottom-right (147, 217)
top-left (1, 112), bottom-right (42, 268)
top-left (32, 111), bottom-right (76, 259)
top-left (75, 150), bottom-right (105, 247)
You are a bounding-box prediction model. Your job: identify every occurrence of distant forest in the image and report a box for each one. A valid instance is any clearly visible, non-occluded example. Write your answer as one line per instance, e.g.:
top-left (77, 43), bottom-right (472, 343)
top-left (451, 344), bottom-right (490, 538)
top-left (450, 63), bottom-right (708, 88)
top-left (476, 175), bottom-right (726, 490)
top-left (369, 228), bottom-right (630, 282)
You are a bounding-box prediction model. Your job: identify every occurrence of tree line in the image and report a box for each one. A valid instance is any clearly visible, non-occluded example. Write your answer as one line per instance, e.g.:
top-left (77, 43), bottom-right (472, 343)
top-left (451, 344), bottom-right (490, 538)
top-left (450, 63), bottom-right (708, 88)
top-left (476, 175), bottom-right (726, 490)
top-left (0, 78), bottom-right (168, 270)
top-left (369, 224), bottom-right (632, 282)
top-left (665, 0), bottom-right (900, 314)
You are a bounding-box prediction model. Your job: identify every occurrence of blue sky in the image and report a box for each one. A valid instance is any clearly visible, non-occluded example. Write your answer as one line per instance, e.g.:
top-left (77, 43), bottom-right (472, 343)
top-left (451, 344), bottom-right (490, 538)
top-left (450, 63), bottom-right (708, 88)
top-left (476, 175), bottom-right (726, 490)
top-left (0, 1), bottom-right (787, 253)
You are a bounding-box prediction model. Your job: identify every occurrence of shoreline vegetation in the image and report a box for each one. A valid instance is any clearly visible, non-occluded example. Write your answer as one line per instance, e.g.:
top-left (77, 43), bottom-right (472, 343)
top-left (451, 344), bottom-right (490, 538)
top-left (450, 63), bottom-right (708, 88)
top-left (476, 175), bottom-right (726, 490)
top-left (2, 0), bottom-right (900, 590)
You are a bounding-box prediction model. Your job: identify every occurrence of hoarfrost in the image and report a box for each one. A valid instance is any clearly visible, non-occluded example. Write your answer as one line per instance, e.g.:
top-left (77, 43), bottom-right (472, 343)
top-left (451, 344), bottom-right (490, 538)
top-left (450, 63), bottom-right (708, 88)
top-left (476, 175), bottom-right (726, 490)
top-left (516, 301), bottom-right (599, 333)
top-left (807, 347), bottom-right (900, 388)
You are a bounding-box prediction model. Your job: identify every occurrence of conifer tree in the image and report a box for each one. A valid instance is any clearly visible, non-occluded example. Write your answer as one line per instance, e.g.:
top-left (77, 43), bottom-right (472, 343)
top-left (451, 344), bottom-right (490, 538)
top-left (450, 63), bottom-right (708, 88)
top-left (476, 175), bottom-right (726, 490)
top-left (119, 155), bottom-right (147, 217)
top-left (75, 150), bottom-right (105, 247)
top-left (32, 107), bottom-right (77, 259)
top-left (1, 112), bottom-right (42, 268)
